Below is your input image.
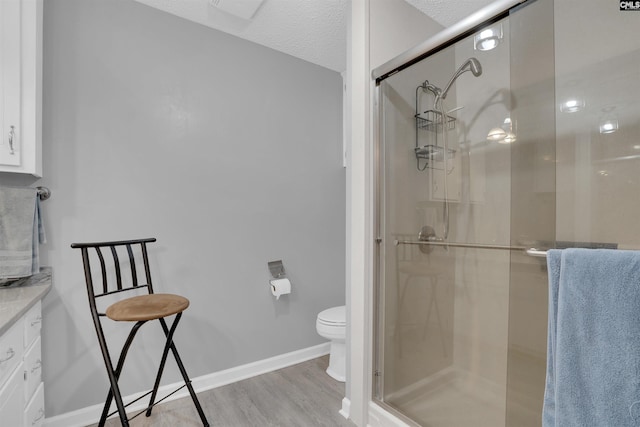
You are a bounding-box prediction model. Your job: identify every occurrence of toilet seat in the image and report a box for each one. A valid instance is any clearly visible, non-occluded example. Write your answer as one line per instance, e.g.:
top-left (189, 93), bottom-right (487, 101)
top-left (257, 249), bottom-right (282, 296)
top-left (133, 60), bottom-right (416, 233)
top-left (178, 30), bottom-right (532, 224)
top-left (317, 306), bottom-right (346, 326)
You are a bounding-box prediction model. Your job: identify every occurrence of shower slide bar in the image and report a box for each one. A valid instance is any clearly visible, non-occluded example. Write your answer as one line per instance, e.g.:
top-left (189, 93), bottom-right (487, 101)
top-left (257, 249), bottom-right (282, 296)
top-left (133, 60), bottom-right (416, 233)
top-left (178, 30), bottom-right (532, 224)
top-left (394, 239), bottom-right (546, 257)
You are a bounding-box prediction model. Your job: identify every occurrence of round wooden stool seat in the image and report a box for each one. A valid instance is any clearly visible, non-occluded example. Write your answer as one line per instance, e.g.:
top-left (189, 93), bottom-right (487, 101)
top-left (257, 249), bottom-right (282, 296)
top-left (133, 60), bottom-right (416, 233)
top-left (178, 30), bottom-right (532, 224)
top-left (106, 293), bottom-right (190, 322)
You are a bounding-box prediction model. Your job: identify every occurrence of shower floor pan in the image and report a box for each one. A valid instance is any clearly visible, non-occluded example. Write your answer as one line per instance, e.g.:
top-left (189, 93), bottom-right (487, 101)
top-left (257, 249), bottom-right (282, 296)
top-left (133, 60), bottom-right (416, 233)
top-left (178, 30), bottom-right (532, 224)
top-left (387, 367), bottom-right (506, 427)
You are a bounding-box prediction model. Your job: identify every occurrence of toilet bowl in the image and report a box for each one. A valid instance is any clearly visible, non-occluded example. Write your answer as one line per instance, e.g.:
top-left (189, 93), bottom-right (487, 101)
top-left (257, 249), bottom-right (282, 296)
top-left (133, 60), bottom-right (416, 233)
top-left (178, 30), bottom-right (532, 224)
top-left (316, 305), bottom-right (346, 382)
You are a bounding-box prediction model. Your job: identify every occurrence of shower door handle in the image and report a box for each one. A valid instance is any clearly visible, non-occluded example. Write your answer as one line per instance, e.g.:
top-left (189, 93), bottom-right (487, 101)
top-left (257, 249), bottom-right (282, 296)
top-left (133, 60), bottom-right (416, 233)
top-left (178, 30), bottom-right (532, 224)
top-left (525, 248), bottom-right (547, 258)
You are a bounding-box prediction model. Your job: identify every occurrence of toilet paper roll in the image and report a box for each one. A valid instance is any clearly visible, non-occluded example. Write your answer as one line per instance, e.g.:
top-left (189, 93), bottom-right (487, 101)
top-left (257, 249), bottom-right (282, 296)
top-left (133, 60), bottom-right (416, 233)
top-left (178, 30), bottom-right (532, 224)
top-left (270, 278), bottom-right (291, 300)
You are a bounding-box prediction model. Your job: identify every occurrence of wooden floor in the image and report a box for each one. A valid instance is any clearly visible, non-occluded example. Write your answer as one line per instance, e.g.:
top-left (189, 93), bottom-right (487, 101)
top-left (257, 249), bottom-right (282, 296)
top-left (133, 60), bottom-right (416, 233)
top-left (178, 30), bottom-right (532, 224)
top-left (90, 355), bottom-right (355, 427)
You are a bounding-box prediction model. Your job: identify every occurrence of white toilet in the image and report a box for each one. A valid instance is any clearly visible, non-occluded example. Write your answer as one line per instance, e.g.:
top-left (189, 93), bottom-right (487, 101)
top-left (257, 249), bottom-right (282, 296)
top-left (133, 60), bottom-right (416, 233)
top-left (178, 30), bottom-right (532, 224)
top-left (316, 305), bottom-right (346, 382)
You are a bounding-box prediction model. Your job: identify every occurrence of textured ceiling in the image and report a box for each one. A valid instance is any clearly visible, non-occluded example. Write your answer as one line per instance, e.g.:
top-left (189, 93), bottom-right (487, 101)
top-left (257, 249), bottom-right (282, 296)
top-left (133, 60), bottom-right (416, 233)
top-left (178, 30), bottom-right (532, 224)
top-left (406, 0), bottom-right (496, 27)
top-left (133, 0), bottom-right (348, 72)
top-left (133, 0), bottom-right (496, 73)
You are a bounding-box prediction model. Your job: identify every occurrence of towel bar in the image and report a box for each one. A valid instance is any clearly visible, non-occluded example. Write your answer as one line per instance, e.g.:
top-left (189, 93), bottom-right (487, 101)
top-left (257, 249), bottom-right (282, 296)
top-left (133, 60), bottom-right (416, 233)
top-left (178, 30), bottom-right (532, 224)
top-left (394, 239), bottom-right (526, 251)
top-left (36, 186), bottom-right (50, 201)
top-left (525, 248), bottom-right (547, 257)
top-left (394, 241), bottom-right (627, 258)
top-left (395, 240), bottom-right (547, 257)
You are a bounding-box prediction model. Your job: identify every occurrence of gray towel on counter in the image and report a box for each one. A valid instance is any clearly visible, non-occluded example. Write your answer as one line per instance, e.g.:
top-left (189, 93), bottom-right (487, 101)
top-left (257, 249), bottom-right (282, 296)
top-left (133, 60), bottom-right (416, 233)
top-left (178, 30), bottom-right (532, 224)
top-left (0, 186), bottom-right (45, 279)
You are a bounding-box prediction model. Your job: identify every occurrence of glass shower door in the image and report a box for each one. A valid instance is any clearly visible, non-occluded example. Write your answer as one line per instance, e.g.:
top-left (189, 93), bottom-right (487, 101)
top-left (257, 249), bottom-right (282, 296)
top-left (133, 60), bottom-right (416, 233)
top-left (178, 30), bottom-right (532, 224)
top-left (505, 0), bottom-right (556, 425)
top-left (374, 1), bottom-right (556, 425)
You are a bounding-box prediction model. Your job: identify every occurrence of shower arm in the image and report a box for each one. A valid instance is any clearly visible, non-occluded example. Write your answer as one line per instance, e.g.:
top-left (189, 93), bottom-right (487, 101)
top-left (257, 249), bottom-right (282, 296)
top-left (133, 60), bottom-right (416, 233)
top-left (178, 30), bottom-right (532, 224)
top-left (423, 81), bottom-right (442, 99)
top-left (434, 58), bottom-right (482, 107)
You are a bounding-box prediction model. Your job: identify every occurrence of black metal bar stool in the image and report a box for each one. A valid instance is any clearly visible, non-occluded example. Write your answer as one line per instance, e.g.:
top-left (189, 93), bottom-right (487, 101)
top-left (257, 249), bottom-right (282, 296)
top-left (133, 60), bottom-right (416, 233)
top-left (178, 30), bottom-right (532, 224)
top-left (71, 238), bottom-right (209, 426)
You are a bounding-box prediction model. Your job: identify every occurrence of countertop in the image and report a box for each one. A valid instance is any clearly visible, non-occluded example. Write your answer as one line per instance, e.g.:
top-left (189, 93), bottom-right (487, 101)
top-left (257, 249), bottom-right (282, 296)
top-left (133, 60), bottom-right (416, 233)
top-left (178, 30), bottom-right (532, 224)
top-left (0, 267), bottom-right (52, 336)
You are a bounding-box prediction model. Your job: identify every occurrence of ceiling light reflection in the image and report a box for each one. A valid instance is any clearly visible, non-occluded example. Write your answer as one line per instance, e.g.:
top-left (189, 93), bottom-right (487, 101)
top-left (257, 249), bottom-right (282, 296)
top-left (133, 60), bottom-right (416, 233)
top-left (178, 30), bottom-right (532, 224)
top-left (474, 25), bottom-right (503, 51)
top-left (560, 98), bottom-right (585, 113)
top-left (487, 127), bottom-right (507, 141)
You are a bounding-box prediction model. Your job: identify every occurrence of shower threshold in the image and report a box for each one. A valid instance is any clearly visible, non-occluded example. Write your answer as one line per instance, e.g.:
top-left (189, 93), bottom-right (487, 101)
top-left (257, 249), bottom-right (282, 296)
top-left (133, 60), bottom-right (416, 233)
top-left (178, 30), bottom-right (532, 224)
top-left (386, 367), bottom-right (506, 427)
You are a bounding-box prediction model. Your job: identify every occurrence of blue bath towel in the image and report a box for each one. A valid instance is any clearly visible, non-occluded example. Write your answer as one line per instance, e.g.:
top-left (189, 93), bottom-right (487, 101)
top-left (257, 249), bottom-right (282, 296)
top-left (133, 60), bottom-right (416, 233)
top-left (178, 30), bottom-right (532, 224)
top-left (543, 248), bottom-right (640, 426)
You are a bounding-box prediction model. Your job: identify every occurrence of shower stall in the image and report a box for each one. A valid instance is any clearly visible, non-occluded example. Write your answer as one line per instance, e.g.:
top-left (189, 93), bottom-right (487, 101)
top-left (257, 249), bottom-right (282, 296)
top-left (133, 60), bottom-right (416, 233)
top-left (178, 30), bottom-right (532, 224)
top-left (372, 0), bottom-right (640, 425)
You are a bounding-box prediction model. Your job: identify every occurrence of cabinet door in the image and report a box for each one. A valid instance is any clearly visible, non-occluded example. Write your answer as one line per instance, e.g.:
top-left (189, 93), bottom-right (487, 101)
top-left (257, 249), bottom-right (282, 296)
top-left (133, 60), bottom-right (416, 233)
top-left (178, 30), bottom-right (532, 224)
top-left (0, 319), bottom-right (24, 387)
top-left (0, 0), bottom-right (22, 167)
top-left (24, 301), bottom-right (42, 350)
top-left (24, 382), bottom-right (44, 427)
top-left (24, 336), bottom-right (41, 402)
top-left (0, 362), bottom-right (25, 427)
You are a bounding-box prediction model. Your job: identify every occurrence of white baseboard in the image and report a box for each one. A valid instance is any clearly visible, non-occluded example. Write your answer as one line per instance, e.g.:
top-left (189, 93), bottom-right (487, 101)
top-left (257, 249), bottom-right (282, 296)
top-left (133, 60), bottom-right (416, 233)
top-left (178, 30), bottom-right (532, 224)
top-left (367, 401), bottom-right (413, 427)
top-left (44, 342), bottom-right (331, 427)
top-left (339, 397), bottom-right (350, 419)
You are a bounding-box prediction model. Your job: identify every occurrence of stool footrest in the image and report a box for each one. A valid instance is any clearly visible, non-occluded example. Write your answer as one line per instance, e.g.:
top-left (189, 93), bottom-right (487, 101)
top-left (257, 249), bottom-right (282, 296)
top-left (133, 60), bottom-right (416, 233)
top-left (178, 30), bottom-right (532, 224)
top-left (106, 383), bottom-right (189, 421)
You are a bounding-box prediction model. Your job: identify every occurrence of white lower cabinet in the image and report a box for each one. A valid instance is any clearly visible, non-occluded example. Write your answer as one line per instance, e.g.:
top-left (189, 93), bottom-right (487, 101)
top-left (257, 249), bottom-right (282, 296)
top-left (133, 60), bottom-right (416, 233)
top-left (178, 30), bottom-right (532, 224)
top-left (0, 300), bottom-right (44, 426)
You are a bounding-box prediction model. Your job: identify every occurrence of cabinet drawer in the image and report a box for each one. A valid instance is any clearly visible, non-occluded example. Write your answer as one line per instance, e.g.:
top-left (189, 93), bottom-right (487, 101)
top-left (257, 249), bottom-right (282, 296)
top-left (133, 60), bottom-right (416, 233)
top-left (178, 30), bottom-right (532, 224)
top-left (24, 336), bottom-right (42, 402)
top-left (24, 301), bottom-right (42, 349)
top-left (0, 319), bottom-right (24, 387)
top-left (0, 361), bottom-right (25, 427)
top-left (24, 382), bottom-right (44, 427)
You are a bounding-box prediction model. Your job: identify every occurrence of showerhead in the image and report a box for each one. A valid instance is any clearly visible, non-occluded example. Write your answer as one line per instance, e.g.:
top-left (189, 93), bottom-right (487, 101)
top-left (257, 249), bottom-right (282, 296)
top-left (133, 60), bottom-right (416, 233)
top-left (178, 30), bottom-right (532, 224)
top-left (468, 57), bottom-right (482, 76)
top-left (438, 57), bottom-right (483, 102)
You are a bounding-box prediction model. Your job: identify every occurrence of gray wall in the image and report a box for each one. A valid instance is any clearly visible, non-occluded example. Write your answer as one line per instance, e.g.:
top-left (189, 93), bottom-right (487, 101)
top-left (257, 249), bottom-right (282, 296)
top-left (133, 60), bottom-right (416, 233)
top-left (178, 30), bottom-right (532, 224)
top-left (3, 0), bottom-right (345, 417)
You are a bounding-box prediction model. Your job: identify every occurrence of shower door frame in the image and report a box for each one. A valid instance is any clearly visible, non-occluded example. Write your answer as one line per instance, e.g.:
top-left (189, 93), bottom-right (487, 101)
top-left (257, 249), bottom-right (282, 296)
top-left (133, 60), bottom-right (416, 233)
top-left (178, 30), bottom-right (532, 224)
top-left (370, 0), bottom-right (535, 423)
top-left (371, 0), bottom-right (526, 85)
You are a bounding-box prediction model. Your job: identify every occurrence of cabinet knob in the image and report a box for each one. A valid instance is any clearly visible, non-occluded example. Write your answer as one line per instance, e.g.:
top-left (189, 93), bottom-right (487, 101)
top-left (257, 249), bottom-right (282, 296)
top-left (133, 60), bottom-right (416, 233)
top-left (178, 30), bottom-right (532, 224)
top-left (0, 348), bottom-right (15, 363)
top-left (8, 125), bottom-right (16, 154)
top-left (32, 408), bottom-right (45, 425)
top-left (31, 358), bottom-right (42, 373)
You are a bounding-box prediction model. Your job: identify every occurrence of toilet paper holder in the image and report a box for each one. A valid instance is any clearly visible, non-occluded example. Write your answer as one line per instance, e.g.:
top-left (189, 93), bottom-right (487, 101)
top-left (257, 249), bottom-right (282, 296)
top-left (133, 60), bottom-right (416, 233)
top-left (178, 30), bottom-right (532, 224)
top-left (268, 260), bottom-right (286, 279)
top-left (268, 260), bottom-right (291, 300)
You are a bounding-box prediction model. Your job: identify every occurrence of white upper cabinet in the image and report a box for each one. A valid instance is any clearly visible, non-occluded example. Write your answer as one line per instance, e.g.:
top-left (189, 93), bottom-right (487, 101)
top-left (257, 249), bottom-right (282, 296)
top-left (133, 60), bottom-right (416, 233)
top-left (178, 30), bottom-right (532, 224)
top-left (0, 0), bottom-right (42, 176)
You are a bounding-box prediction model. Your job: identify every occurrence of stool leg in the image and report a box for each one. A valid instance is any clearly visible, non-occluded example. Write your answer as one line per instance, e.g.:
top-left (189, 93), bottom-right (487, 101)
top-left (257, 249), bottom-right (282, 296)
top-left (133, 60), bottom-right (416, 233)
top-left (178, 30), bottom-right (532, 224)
top-left (165, 328), bottom-right (210, 426)
top-left (145, 314), bottom-right (209, 426)
top-left (97, 347), bottom-right (128, 427)
top-left (98, 321), bottom-right (146, 426)
top-left (146, 313), bottom-right (182, 417)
